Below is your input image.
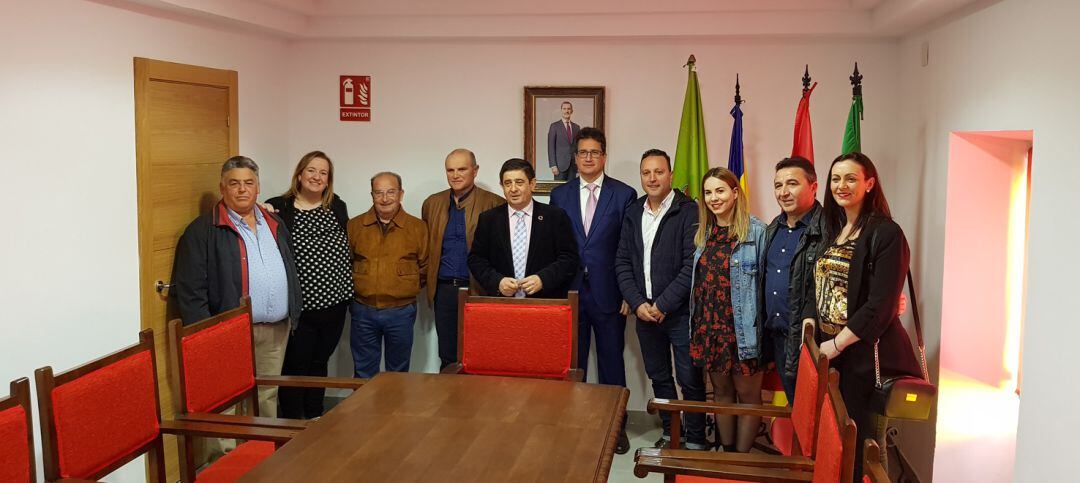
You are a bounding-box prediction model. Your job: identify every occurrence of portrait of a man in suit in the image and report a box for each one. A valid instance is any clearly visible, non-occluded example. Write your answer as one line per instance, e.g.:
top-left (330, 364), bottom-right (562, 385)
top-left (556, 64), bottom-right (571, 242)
top-left (525, 87), bottom-right (603, 188)
top-left (547, 101), bottom-right (581, 181)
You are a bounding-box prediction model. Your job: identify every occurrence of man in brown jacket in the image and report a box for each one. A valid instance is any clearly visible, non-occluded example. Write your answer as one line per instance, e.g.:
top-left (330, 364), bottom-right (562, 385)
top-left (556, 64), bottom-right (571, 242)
top-left (348, 171), bottom-right (429, 378)
top-left (421, 148), bottom-right (503, 368)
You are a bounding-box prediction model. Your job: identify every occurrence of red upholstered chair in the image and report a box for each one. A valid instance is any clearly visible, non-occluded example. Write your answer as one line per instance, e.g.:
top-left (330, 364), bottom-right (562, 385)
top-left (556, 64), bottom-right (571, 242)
top-left (633, 325), bottom-right (829, 483)
top-left (35, 329), bottom-right (295, 482)
top-left (167, 298), bottom-right (366, 479)
top-left (441, 288), bottom-right (583, 381)
top-left (862, 440), bottom-right (889, 483)
top-left (0, 378), bottom-right (36, 483)
top-left (634, 370), bottom-right (857, 483)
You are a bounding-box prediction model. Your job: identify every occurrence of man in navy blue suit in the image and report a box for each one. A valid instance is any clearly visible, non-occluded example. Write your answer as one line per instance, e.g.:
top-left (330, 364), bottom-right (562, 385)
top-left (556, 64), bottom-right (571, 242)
top-left (549, 127), bottom-right (637, 454)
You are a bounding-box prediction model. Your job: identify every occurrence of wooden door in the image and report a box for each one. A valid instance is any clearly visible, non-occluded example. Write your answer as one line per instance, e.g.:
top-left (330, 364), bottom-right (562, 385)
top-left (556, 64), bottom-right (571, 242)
top-left (134, 57), bottom-right (238, 480)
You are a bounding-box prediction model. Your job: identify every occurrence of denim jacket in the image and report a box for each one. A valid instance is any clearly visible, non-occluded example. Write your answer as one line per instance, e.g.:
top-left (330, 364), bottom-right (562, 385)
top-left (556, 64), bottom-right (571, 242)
top-left (689, 216), bottom-right (767, 360)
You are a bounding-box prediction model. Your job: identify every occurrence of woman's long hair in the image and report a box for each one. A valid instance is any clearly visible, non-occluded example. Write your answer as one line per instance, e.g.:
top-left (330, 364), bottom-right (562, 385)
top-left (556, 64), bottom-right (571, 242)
top-left (285, 150), bottom-right (336, 208)
top-left (694, 167), bottom-right (750, 247)
top-left (822, 152), bottom-right (891, 240)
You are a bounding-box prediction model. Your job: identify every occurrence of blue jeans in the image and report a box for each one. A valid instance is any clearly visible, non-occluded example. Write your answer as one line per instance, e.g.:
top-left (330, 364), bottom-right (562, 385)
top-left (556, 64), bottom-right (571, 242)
top-left (766, 328), bottom-right (798, 402)
top-left (636, 313), bottom-right (706, 445)
top-left (350, 302), bottom-right (416, 378)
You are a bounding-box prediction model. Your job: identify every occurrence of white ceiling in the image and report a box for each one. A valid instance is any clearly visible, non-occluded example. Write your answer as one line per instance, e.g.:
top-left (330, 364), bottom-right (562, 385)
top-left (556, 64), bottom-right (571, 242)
top-left (102, 0), bottom-right (993, 39)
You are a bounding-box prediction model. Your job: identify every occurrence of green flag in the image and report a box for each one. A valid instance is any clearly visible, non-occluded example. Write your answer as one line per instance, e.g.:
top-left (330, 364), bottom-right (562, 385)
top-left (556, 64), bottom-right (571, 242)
top-left (672, 62), bottom-right (709, 199)
top-left (841, 94), bottom-right (863, 155)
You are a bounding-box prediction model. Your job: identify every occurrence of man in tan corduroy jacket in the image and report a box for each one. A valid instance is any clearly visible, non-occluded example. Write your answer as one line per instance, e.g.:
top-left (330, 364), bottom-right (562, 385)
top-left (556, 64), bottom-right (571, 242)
top-left (420, 148), bottom-right (503, 368)
top-left (347, 171), bottom-right (428, 378)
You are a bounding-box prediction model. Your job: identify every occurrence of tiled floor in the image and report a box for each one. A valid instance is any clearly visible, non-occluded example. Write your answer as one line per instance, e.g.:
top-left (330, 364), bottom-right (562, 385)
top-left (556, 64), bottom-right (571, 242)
top-left (608, 411), bottom-right (665, 482)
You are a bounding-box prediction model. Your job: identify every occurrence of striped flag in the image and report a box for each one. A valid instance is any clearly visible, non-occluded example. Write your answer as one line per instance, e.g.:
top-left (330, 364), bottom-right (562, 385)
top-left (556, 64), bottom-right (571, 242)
top-left (727, 101), bottom-right (748, 204)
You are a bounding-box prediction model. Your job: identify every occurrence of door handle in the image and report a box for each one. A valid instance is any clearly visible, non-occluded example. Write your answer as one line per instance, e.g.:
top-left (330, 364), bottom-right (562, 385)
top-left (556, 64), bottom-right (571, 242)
top-left (155, 280), bottom-right (173, 294)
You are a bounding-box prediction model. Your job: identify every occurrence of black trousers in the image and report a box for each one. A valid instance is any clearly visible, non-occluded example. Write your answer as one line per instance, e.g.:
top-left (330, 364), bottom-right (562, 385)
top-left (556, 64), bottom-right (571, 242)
top-left (434, 280), bottom-right (467, 369)
top-left (279, 301), bottom-right (349, 419)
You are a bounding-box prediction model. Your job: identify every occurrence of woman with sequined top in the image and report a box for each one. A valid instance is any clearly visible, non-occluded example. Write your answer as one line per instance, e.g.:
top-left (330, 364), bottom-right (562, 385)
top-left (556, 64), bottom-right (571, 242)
top-left (810, 152), bottom-right (921, 481)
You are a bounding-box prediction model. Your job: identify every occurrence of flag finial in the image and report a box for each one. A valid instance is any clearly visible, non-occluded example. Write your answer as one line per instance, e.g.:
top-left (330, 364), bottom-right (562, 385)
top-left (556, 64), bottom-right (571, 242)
top-left (684, 55), bottom-right (696, 70)
top-left (850, 62), bottom-right (863, 97)
top-left (734, 73), bottom-right (743, 105)
top-left (802, 64), bottom-right (812, 92)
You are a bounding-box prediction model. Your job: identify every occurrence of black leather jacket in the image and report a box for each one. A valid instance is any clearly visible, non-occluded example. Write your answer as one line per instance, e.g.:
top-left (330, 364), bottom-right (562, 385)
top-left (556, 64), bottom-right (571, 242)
top-left (761, 202), bottom-right (826, 381)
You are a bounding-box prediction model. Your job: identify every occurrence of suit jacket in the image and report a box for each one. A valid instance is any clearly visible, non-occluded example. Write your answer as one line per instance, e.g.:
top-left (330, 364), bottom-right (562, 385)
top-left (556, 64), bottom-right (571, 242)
top-left (468, 201), bottom-right (580, 298)
top-left (547, 120), bottom-right (581, 172)
top-left (549, 176), bottom-right (637, 313)
top-left (614, 190), bottom-right (699, 317)
top-left (421, 186), bottom-right (504, 305)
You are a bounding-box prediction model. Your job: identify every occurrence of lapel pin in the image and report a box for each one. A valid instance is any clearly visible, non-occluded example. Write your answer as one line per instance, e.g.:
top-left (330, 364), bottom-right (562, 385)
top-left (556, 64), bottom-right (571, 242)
top-left (537, 215), bottom-right (544, 221)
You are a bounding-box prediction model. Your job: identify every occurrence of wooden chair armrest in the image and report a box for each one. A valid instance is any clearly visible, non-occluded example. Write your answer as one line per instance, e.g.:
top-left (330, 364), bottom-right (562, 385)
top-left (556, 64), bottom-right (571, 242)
top-left (159, 419), bottom-right (296, 443)
top-left (440, 363), bottom-right (464, 374)
top-left (635, 447), bottom-right (813, 471)
top-left (634, 454), bottom-right (813, 482)
top-left (565, 369), bottom-right (585, 382)
top-left (255, 375), bottom-right (367, 390)
top-left (177, 412), bottom-right (309, 430)
top-left (647, 398), bottom-right (793, 419)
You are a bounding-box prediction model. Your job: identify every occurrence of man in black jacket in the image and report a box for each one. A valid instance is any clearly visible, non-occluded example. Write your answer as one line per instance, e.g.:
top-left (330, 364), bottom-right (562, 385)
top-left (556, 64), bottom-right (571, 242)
top-left (468, 158), bottom-right (579, 298)
top-left (614, 149), bottom-right (706, 450)
top-left (761, 156), bottom-right (827, 402)
top-left (172, 156), bottom-right (303, 419)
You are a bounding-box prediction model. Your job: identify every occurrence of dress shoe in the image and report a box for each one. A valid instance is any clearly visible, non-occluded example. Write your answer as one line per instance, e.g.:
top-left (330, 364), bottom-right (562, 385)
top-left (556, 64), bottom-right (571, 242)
top-left (615, 431), bottom-right (630, 454)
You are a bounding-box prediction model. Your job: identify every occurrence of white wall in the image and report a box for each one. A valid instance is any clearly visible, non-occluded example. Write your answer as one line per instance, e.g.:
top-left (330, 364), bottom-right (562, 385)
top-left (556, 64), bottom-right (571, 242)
top-left (283, 37), bottom-right (902, 410)
top-left (0, 0), bottom-right (290, 480)
top-left (895, 0), bottom-right (1080, 480)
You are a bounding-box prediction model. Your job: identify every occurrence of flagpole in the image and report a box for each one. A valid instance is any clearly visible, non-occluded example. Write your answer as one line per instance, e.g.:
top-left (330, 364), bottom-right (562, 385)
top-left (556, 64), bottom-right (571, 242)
top-left (802, 64), bottom-right (812, 94)
top-left (850, 62), bottom-right (863, 98)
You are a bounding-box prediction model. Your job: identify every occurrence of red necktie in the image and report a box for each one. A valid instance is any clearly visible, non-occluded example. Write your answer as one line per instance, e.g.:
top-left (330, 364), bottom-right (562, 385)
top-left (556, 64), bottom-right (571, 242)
top-left (565, 122), bottom-right (572, 142)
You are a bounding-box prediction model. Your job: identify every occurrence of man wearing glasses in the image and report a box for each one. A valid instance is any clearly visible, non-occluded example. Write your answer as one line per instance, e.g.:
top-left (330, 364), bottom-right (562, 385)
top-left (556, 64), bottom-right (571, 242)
top-left (549, 127), bottom-right (637, 454)
top-left (347, 172), bottom-right (429, 378)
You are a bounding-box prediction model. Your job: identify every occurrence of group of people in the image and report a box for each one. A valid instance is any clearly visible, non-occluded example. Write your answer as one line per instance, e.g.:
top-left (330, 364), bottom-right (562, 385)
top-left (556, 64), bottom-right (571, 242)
top-left (172, 126), bottom-right (919, 480)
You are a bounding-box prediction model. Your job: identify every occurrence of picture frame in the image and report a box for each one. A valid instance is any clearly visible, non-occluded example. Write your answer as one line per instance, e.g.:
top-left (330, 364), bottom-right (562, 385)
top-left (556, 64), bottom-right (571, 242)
top-left (523, 86), bottom-right (606, 194)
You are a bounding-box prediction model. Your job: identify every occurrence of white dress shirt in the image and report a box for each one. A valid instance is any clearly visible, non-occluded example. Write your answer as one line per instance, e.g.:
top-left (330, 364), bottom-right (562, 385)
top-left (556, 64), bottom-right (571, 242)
top-left (579, 173), bottom-right (605, 228)
top-left (641, 189), bottom-right (675, 299)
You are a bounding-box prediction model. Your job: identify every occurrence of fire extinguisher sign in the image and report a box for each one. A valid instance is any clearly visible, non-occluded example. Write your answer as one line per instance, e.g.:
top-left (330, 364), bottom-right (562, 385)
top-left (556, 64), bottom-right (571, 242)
top-left (340, 75), bottom-right (371, 122)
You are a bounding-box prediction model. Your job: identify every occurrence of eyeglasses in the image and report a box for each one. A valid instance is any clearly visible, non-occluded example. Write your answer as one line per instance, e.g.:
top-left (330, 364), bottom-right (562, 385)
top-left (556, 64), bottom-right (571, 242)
top-left (575, 150), bottom-right (604, 159)
top-left (371, 189), bottom-right (400, 198)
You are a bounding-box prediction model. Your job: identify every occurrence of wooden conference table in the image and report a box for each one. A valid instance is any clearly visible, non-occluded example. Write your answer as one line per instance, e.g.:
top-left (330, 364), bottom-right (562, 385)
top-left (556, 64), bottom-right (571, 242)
top-left (240, 372), bottom-right (630, 482)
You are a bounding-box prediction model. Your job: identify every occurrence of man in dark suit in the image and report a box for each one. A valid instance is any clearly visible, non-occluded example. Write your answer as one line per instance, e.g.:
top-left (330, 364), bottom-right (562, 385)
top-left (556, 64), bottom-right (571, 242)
top-left (614, 149), bottom-right (707, 451)
top-left (469, 158), bottom-right (579, 298)
top-left (547, 101), bottom-right (581, 181)
top-left (550, 127), bottom-right (636, 454)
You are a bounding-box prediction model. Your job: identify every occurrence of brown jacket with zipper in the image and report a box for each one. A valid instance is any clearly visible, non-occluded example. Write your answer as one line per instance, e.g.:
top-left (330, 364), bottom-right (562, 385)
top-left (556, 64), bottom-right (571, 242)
top-left (347, 207), bottom-right (429, 309)
top-left (420, 186), bottom-right (504, 305)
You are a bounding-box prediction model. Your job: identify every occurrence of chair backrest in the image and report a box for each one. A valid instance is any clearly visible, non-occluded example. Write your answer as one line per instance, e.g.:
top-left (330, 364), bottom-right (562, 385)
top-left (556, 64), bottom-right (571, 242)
top-left (790, 324), bottom-right (829, 457)
top-left (811, 371), bottom-right (857, 483)
top-left (168, 298), bottom-right (257, 415)
top-left (35, 330), bottom-right (164, 481)
top-left (862, 439), bottom-right (889, 483)
top-left (0, 378), bottom-right (36, 483)
top-left (457, 288), bottom-right (578, 379)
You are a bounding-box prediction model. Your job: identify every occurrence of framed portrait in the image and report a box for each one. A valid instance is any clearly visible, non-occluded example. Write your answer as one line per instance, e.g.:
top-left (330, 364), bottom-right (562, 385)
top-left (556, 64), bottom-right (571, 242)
top-left (523, 86), bottom-right (605, 194)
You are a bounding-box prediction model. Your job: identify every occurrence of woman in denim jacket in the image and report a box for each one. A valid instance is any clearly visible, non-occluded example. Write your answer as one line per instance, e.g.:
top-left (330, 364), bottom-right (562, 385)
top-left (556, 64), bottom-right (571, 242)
top-left (689, 167), bottom-right (767, 453)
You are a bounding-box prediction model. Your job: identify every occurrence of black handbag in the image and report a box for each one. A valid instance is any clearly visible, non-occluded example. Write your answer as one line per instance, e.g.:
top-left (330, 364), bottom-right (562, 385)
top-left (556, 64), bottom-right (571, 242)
top-left (871, 270), bottom-right (937, 421)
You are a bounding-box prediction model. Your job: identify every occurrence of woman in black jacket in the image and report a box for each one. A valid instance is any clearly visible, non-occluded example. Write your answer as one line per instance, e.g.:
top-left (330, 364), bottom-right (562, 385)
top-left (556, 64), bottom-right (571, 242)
top-left (266, 151), bottom-right (353, 419)
top-left (812, 152), bottom-right (920, 481)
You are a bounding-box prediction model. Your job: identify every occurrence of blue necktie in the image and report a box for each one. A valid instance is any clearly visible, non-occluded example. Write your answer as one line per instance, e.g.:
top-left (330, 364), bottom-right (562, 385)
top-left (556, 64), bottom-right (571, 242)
top-left (512, 211), bottom-right (528, 297)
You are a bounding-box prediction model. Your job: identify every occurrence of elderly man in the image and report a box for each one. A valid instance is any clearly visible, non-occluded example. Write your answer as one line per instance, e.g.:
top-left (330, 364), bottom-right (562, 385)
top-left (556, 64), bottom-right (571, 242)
top-left (348, 172), bottom-right (429, 379)
top-left (173, 155), bottom-right (302, 418)
top-left (421, 148), bottom-right (503, 369)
